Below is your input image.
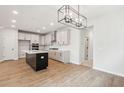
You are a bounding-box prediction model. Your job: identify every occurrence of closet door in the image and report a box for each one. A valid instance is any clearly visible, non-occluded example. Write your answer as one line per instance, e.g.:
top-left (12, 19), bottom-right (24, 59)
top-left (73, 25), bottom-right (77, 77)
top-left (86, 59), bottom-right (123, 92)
top-left (2, 29), bottom-right (18, 60)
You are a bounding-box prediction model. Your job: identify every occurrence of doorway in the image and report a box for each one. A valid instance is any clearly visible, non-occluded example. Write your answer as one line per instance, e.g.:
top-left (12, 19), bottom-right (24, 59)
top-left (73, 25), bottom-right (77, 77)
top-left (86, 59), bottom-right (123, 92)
top-left (82, 26), bottom-right (93, 68)
top-left (84, 36), bottom-right (89, 60)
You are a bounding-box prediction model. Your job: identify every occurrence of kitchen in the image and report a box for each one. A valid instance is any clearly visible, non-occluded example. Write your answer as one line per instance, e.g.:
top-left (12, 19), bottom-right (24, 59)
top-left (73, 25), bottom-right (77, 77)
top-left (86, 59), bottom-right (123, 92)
top-left (18, 28), bottom-right (71, 71)
top-left (0, 5), bottom-right (124, 87)
top-left (0, 5), bottom-right (83, 72)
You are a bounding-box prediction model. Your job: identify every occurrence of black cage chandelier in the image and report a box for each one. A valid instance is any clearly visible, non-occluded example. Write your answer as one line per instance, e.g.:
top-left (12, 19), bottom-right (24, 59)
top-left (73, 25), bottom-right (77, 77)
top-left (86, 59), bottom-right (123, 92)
top-left (57, 5), bottom-right (87, 29)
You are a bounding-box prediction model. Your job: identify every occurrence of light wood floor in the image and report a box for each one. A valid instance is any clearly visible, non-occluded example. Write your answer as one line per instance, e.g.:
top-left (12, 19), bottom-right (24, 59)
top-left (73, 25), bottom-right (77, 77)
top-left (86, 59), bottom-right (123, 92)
top-left (81, 60), bottom-right (93, 68)
top-left (0, 59), bottom-right (124, 87)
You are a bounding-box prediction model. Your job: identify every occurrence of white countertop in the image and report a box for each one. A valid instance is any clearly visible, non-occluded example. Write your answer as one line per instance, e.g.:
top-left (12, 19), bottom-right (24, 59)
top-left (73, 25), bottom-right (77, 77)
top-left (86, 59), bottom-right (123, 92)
top-left (49, 50), bottom-right (70, 52)
top-left (24, 50), bottom-right (48, 54)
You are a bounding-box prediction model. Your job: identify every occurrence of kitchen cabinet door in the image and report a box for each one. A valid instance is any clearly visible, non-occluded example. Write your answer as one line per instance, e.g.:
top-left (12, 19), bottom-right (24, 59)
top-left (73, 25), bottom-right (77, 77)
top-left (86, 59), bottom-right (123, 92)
top-left (42, 36), bottom-right (45, 45)
top-left (56, 31), bottom-right (69, 45)
top-left (56, 31), bottom-right (62, 45)
top-left (31, 34), bottom-right (39, 43)
top-left (18, 32), bottom-right (25, 40)
top-left (57, 52), bottom-right (63, 61)
top-left (30, 34), bottom-right (35, 43)
top-left (63, 31), bottom-right (69, 45)
top-left (44, 35), bottom-right (47, 45)
top-left (25, 33), bottom-right (31, 40)
top-left (35, 35), bottom-right (39, 43)
top-left (48, 34), bottom-right (52, 45)
top-left (40, 35), bottom-right (45, 45)
top-left (61, 31), bottom-right (65, 45)
top-left (56, 31), bottom-right (59, 45)
top-left (44, 34), bottom-right (51, 45)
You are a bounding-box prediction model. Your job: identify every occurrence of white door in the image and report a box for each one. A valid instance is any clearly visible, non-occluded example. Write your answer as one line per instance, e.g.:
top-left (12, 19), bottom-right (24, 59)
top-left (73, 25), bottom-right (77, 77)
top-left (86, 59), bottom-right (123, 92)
top-left (3, 31), bottom-right (18, 60)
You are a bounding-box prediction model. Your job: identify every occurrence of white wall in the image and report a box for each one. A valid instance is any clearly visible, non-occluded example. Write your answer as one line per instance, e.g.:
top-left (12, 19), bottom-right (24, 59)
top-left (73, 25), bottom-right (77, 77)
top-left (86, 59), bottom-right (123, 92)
top-left (0, 31), bottom-right (3, 62)
top-left (79, 29), bottom-right (85, 63)
top-left (46, 27), bottom-right (81, 65)
top-left (89, 10), bottom-right (124, 76)
top-left (1, 28), bottom-right (18, 61)
top-left (88, 28), bottom-right (93, 61)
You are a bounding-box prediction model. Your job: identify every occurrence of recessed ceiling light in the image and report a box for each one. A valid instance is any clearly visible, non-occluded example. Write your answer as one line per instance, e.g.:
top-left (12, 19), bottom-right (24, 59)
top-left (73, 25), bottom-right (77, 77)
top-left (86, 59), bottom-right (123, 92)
top-left (12, 10), bottom-right (18, 15)
top-left (50, 22), bottom-right (54, 26)
top-left (11, 19), bottom-right (16, 23)
top-left (42, 26), bottom-right (46, 30)
top-left (11, 25), bottom-right (15, 28)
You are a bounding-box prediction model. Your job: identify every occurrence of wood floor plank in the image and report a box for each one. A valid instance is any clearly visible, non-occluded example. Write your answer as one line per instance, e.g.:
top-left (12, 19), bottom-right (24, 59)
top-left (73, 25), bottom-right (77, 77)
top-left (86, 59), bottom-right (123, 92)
top-left (0, 58), bottom-right (123, 87)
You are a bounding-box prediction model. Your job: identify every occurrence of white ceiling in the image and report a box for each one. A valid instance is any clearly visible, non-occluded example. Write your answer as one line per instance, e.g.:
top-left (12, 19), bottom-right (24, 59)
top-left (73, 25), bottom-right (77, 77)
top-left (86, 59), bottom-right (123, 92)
top-left (0, 5), bottom-right (123, 33)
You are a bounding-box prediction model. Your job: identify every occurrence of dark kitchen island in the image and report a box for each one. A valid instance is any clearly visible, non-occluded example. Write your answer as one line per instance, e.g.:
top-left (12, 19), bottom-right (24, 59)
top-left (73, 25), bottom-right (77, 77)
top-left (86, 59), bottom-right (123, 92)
top-left (26, 50), bottom-right (48, 71)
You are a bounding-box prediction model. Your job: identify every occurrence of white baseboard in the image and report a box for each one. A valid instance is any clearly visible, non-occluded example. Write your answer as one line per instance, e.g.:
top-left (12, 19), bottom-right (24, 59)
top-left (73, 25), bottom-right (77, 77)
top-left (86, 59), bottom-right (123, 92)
top-left (93, 67), bottom-right (124, 77)
top-left (70, 61), bottom-right (80, 65)
top-left (1, 58), bottom-right (18, 62)
top-left (0, 59), bottom-right (4, 62)
top-left (13, 58), bottom-right (18, 60)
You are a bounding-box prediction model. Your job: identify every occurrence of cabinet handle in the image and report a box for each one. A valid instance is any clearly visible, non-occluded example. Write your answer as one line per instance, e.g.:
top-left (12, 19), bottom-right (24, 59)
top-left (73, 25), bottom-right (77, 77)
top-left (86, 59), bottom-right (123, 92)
top-left (41, 56), bottom-right (44, 59)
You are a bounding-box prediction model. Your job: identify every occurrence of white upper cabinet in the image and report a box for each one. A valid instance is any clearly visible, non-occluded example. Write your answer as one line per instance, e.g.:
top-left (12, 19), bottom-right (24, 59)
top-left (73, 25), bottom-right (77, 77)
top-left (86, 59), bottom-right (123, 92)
top-left (18, 32), bottom-right (31, 40)
top-left (30, 34), bottom-right (39, 43)
top-left (62, 31), bottom-right (69, 45)
top-left (44, 34), bottom-right (52, 45)
top-left (18, 30), bottom-right (69, 46)
top-left (18, 32), bottom-right (25, 40)
top-left (40, 35), bottom-right (45, 45)
top-left (48, 33), bottom-right (52, 45)
top-left (56, 30), bottom-right (69, 45)
top-left (25, 33), bottom-right (31, 40)
top-left (56, 31), bottom-right (62, 45)
top-left (18, 32), bottom-right (40, 44)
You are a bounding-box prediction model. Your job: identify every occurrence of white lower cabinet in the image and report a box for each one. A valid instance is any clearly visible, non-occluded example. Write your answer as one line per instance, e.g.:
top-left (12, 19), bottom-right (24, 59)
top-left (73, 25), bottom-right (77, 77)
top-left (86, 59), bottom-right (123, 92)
top-left (49, 50), bottom-right (70, 63)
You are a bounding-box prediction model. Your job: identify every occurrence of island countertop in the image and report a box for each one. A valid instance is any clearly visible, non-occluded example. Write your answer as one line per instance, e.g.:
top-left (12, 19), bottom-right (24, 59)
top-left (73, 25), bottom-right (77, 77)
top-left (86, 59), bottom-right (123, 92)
top-left (24, 50), bottom-right (48, 54)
